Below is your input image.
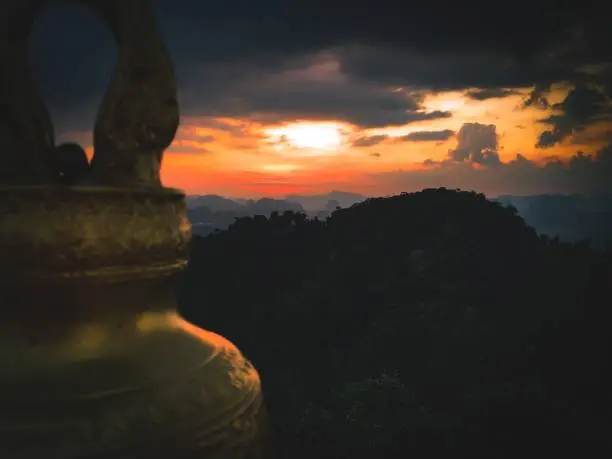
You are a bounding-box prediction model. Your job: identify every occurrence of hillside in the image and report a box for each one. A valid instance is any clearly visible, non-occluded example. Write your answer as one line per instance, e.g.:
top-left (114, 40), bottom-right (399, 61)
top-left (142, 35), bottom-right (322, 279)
top-left (179, 188), bottom-right (612, 458)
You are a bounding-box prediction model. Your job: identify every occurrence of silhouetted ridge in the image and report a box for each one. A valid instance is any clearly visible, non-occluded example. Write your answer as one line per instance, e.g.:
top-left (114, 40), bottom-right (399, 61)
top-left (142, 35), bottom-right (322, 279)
top-left (328, 188), bottom-right (539, 279)
top-left (179, 188), bottom-right (612, 459)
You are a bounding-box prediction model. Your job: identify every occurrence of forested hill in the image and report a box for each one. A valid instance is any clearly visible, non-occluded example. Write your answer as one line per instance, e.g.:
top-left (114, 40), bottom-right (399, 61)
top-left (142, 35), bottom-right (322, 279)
top-left (179, 188), bottom-right (612, 458)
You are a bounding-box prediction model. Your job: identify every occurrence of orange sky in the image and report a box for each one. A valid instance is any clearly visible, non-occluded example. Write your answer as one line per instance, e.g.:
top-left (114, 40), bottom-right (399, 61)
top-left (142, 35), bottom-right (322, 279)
top-left (77, 83), bottom-right (610, 198)
top-left (32, 1), bottom-right (611, 199)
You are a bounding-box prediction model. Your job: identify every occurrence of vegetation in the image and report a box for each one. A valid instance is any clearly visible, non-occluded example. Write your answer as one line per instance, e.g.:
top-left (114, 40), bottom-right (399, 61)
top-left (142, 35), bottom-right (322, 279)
top-left (178, 188), bottom-right (612, 458)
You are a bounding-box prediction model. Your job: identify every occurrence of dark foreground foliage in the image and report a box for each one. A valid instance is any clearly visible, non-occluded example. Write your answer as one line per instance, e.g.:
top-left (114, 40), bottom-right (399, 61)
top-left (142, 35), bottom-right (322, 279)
top-left (178, 188), bottom-right (612, 458)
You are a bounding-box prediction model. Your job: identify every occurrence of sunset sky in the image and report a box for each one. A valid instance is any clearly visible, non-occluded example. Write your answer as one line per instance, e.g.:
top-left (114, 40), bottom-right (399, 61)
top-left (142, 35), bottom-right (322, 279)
top-left (31, 1), bottom-right (611, 198)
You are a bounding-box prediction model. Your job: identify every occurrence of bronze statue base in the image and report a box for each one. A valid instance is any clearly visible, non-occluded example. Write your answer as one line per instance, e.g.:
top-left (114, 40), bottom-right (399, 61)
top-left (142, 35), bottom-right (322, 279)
top-left (0, 187), bottom-right (265, 458)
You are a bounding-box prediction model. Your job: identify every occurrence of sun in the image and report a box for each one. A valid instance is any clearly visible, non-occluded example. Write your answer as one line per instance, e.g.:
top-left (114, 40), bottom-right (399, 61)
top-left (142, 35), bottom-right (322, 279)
top-left (264, 121), bottom-right (345, 151)
top-left (423, 91), bottom-right (466, 112)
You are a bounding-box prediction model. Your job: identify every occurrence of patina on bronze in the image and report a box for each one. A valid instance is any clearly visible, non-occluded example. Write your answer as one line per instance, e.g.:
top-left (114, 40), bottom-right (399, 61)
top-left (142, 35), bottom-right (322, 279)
top-left (0, 1), bottom-right (265, 458)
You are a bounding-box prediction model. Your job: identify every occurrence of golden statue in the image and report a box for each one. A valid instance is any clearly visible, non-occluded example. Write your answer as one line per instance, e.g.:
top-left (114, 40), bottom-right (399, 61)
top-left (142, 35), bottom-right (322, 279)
top-left (0, 1), bottom-right (265, 457)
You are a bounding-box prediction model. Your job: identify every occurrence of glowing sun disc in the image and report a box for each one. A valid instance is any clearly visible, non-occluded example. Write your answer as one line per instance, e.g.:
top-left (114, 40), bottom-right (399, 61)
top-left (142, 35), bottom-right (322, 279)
top-left (265, 122), bottom-right (343, 150)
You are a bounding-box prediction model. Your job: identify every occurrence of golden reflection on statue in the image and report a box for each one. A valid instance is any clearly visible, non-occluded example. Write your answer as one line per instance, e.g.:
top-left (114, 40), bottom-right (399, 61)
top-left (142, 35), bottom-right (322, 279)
top-left (0, 1), bottom-right (266, 457)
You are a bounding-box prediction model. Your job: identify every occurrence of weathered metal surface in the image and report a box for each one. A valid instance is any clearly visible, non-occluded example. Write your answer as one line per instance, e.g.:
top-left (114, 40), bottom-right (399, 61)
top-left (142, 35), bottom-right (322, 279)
top-left (0, 186), bottom-right (191, 283)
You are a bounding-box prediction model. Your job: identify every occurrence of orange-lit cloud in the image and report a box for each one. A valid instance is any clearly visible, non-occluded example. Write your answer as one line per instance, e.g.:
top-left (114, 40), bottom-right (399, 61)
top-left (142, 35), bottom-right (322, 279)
top-left (34, 0), bottom-right (611, 199)
top-left (50, 49), bottom-right (611, 199)
top-left (61, 81), bottom-right (611, 198)
top-left (154, 79), bottom-right (612, 197)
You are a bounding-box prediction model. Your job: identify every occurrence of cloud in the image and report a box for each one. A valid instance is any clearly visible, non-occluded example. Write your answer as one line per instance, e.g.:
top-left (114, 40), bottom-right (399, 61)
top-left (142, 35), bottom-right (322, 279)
top-left (155, 1), bottom-right (606, 68)
top-left (353, 135), bottom-right (389, 147)
top-left (31, 1), bottom-right (610, 139)
top-left (22, 0), bottom-right (612, 203)
top-left (353, 129), bottom-right (456, 149)
top-left (401, 130), bottom-right (455, 142)
top-left (465, 88), bottom-right (519, 101)
top-left (175, 56), bottom-right (453, 128)
top-left (370, 152), bottom-right (382, 158)
top-left (371, 142), bottom-right (612, 196)
top-left (523, 84), bottom-right (551, 109)
top-left (536, 84), bottom-right (612, 148)
top-left (176, 129), bottom-right (215, 143)
top-left (190, 117), bottom-right (255, 138)
top-left (336, 45), bottom-right (574, 92)
top-left (166, 118), bottom-right (261, 153)
top-left (168, 129), bottom-right (215, 153)
top-left (448, 123), bottom-right (501, 166)
top-left (571, 127), bottom-right (612, 146)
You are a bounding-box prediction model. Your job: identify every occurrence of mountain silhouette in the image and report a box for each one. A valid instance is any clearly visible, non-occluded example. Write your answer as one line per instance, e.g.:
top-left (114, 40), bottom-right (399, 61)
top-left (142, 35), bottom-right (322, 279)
top-left (186, 190), bottom-right (612, 245)
top-left (179, 188), bottom-right (612, 458)
top-left (185, 194), bottom-right (243, 212)
top-left (283, 190), bottom-right (366, 211)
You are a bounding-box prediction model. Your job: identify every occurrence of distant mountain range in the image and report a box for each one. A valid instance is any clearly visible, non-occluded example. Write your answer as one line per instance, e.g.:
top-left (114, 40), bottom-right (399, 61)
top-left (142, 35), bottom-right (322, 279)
top-left (185, 192), bottom-right (365, 236)
top-left (186, 191), bottom-right (366, 213)
top-left (186, 190), bottom-right (612, 246)
top-left (185, 194), bottom-right (244, 212)
top-left (285, 191), bottom-right (367, 211)
top-left (495, 193), bottom-right (612, 247)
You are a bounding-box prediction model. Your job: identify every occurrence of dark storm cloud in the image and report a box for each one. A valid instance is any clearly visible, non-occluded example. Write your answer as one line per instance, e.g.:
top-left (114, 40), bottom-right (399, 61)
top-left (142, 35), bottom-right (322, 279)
top-left (155, 1), bottom-right (605, 64)
top-left (465, 88), bottom-right (519, 101)
top-left (28, 0), bottom-right (610, 138)
top-left (336, 46), bottom-right (557, 91)
top-left (401, 130), bottom-right (455, 142)
top-left (536, 85), bottom-right (612, 148)
top-left (177, 59), bottom-right (453, 128)
top-left (231, 86), bottom-right (450, 128)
